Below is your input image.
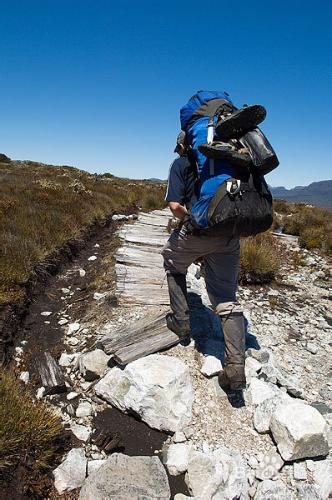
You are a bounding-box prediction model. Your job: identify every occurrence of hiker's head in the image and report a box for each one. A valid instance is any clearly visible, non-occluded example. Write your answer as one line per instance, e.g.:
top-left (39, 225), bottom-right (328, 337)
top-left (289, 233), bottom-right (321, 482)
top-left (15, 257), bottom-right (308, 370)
top-left (174, 131), bottom-right (187, 156)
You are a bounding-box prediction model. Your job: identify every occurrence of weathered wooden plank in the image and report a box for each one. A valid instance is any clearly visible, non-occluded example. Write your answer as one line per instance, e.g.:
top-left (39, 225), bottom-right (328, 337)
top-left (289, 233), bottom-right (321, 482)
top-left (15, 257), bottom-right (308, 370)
top-left (116, 246), bottom-right (164, 268)
top-left (36, 351), bottom-right (67, 395)
top-left (118, 233), bottom-right (168, 247)
top-left (116, 263), bottom-right (164, 281)
top-left (138, 214), bottom-right (171, 227)
top-left (119, 226), bottom-right (168, 238)
top-left (98, 311), bottom-right (179, 365)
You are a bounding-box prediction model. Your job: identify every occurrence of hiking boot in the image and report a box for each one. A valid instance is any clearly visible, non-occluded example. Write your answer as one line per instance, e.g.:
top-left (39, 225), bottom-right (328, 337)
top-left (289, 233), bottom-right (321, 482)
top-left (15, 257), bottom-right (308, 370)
top-left (166, 273), bottom-right (190, 339)
top-left (166, 312), bottom-right (190, 338)
top-left (218, 365), bottom-right (246, 391)
top-left (215, 104), bottom-right (266, 141)
top-left (198, 142), bottom-right (252, 168)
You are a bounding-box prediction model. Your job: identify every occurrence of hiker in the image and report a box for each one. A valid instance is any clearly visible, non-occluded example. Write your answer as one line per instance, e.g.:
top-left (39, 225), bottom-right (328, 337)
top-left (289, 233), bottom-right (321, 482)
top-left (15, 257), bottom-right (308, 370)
top-left (162, 91), bottom-right (278, 392)
top-left (162, 131), bottom-right (246, 391)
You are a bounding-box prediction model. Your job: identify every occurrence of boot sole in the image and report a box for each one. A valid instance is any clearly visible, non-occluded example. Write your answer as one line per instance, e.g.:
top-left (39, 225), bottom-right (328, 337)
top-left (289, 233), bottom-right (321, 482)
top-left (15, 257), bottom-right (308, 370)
top-left (215, 105), bottom-right (266, 141)
top-left (198, 144), bottom-right (252, 168)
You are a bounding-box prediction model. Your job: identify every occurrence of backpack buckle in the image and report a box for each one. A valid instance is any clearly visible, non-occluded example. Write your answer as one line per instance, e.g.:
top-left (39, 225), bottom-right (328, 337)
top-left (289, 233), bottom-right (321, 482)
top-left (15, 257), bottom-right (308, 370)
top-left (226, 179), bottom-right (241, 196)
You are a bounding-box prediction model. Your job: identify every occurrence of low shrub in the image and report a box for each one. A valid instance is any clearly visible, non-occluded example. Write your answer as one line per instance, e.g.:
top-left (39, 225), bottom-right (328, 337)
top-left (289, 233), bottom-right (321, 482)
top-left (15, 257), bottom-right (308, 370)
top-left (0, 368), bottom-right (64, 494)
top-left (273, 199), bottom-right (291, 214)
top-left (273, 199), bottom-right (332, 254)
top-left (240, 233), bottom-right (280, 284)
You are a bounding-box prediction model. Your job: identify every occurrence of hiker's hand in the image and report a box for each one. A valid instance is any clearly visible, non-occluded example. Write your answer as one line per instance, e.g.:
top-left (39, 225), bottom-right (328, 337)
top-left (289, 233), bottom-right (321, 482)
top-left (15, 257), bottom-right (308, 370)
top-left (168, 202), bottom-right (187, 220)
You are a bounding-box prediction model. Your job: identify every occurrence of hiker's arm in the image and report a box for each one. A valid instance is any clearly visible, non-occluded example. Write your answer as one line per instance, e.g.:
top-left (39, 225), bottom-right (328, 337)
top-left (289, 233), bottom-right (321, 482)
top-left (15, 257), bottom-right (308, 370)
top-left (165, 158), bottom-right (187, 220)
top-left (168, 202), bottom-right (187, 220)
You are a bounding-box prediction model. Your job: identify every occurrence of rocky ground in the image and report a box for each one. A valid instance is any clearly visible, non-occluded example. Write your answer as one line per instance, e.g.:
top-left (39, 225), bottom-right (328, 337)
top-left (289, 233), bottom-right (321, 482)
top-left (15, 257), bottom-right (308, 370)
top-left (16, 211), bottom-right (331, 499)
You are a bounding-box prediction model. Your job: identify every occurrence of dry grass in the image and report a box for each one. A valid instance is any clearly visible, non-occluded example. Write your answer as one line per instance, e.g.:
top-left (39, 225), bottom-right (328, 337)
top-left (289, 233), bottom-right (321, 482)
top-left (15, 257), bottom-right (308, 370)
top-left (0, 368), bottom-right (64, 494)
top-left (0, 159), bottom-right (166, 305)
top-left (240, 233), bottom-right (280, 283)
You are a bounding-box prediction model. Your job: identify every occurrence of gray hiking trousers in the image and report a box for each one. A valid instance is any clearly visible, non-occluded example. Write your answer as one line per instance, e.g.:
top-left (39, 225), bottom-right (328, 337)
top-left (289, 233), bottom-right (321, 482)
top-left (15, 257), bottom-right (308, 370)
top-left (161, 227), bottom-right (243, 316)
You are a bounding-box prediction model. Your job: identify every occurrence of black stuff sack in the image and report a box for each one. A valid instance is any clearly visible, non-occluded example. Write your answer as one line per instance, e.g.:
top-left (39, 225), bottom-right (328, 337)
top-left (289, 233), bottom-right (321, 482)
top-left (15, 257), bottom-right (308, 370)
top-left (205, 173), bottom-right (273, 237)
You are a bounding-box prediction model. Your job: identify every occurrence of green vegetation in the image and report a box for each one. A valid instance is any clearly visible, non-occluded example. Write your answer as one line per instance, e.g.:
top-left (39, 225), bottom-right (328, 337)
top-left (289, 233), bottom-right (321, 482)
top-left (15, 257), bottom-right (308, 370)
top-left (0, 368), bottom-right (64, 494)
top-left (240, 233), bottom-right (280, 284)
top-left (0, 159), bottom-right (166, 305)
top-left (274, 200), bottom-right (332, 254)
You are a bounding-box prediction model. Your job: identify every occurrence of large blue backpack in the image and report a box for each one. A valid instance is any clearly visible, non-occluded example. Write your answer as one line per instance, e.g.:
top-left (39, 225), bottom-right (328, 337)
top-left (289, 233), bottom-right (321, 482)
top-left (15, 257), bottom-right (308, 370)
top-left (180, 90), bottom-right (274, 236)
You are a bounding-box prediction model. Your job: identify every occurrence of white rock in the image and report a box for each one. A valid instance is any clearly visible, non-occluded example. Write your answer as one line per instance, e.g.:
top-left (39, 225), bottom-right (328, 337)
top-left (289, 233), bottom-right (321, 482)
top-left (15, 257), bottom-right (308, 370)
top-left (67, 391), bottom-right (79, 400)
top-left (112, 214), bottom-right (128, 221)
top-left (95, 354), bottom-right (193, 432)
top-left (296, 483), bottom-right (322, 499)
top-left (253, 393), bottom-right (292, 433)
top-left (79, 269), bottom-right (86, 277)
top-left (67, 322), bottom-right (80, 335)
top-left (36, 386), bottom-right (45, 399)
top-left (93, 292), bottom-right (106, 300)
top-left (246, 378), bottom-right (280, 406)
top-left (68, 338), bottom-right (79, 346)
top-left (53, 448), bottom-right (87, 494)
top-left (88, 255), bottom-right (97, 261)
top-left (306, 342), bottom-right (318, 354)
top-left (70, 423), bottom-right (91, 442)
top-left (270, 402), bottom-right (329, 460)
top-left (59, 352), bottom-right (75, 367)
top-left (61, 288), bottom-right (70, 294)
top-left (255, 449), bottom-right (284, 480)
top-left (200, 355), bottom-right (223, 377)
top-left (79, 454), bottom-right (170, 499)
top-left (79, 349), bottom-right (110, 381)
top-left (173, 431), bottom-right (187, 443)
top-left (248, 456), bottom-right (259, 468)
top-left (305, 256), bottom-right (317, 266)
top-left (41, 311), bottom-right (52, 316)
top-left (245, 357), bottom-right (262, 380)
top-left (164, 443), bottom-right (191, 475)
top-left (87, 459), bottom-right (106, 476)
top-left (293, 461), bottom-right (307, 480)
top-left (76, 401), bottom-right (92, 418)
top-left (186, 447), bottom-right (247, 499)
top-left (313, 458), bottom-right (332, 499)
top-left (58, 318), bottom-right (69, 325)
top-left (254, 479), bottom-right (292, 499)
top-left (19, 371), bottom-right (30, 384)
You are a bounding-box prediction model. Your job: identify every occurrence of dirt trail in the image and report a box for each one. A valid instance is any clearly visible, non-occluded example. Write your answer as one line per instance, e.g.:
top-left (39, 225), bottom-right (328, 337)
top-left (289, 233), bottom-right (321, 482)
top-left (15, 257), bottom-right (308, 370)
top-left (15, 211), bottom-right (189, 498)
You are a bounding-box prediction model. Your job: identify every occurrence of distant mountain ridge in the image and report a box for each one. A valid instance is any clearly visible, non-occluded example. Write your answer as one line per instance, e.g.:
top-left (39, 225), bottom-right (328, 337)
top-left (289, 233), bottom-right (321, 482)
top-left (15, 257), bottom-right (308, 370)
top-left (270, 180), bottom-right (332, 208)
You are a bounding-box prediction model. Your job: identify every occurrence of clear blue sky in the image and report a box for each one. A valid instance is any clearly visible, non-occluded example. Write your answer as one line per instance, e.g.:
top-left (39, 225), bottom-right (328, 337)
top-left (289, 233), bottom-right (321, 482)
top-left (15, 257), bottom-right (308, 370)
top-left (1, 0), bottom-right (331, 187)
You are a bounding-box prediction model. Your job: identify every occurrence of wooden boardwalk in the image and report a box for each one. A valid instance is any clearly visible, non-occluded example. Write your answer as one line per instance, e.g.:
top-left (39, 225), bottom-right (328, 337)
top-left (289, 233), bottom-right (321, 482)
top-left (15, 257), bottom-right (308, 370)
top-left (98, 209), bottom-right (180, 365)
top-left (115, 210), bottom-right (172, 306)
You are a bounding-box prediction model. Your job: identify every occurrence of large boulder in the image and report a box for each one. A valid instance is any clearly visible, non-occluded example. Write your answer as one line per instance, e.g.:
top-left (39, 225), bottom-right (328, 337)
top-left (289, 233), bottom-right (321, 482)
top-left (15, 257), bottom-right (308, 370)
top-left (78, 349), bottom-right (110, 381)
top-left (253, 393), bottom-right (293, 433)
top-left (79, 453), bottom-right (170, 499)
top-left (94, 354), bottom-right (193, 432)
top-left (185, 447), bottom-right (247, 499)
top-left (270, 402), bottom-right (329, 461)
top-left (53, 448), bottom-right (87, 494)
